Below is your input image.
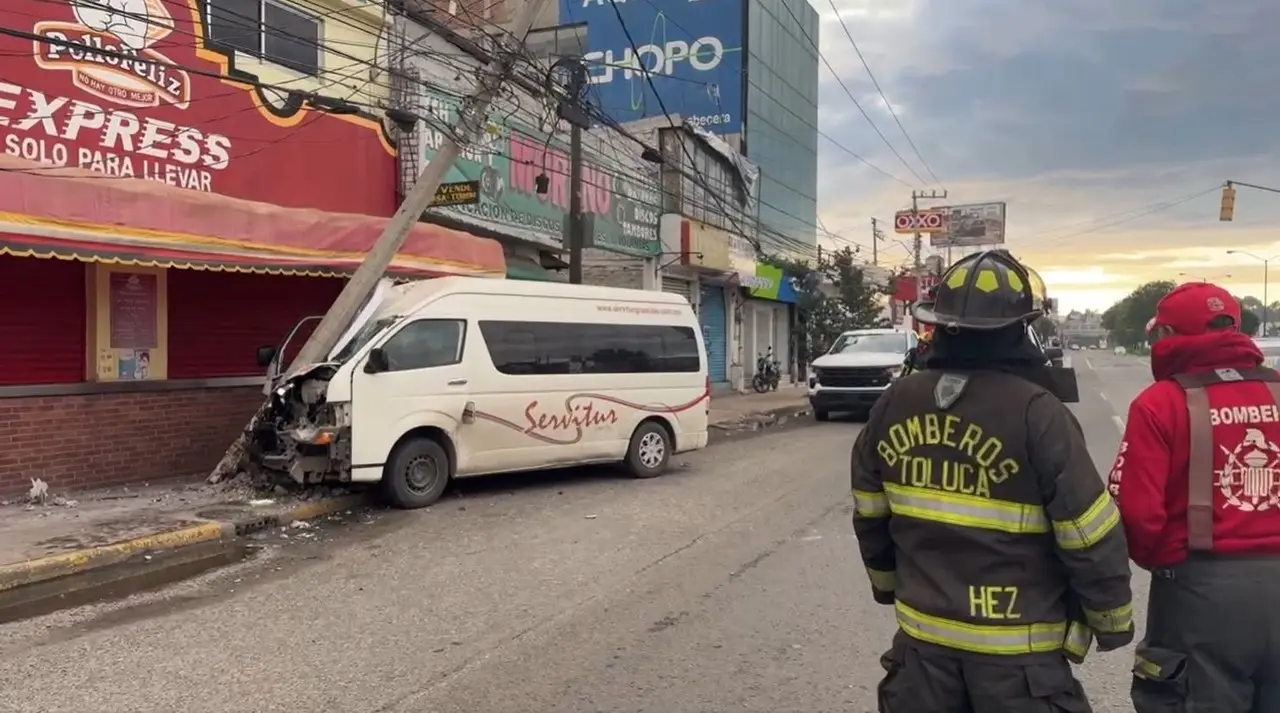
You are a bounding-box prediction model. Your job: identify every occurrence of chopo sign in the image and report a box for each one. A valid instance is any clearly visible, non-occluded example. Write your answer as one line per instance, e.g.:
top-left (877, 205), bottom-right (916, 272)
top-left (894, 211), bottom-right (943, 231)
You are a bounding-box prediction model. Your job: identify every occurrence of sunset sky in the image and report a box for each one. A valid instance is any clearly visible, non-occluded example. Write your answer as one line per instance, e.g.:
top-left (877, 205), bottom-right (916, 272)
top-left (814, 0), bottom-right (1280, 313)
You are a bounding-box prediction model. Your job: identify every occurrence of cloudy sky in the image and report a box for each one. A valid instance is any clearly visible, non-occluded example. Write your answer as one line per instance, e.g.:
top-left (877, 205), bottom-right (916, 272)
top-left (814, 0), bottom-right (1280, 312)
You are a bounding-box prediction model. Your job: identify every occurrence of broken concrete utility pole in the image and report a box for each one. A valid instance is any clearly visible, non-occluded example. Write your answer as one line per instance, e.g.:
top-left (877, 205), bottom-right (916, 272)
top-left (207, 0), bottom-right (549, 483)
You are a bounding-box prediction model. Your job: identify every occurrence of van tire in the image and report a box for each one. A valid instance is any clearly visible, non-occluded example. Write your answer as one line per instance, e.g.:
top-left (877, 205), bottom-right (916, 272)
top-left (814, 410), bottom-right (830, 422)
top-left (382, 437), bottom-right (451, 509)
top-left (626, 421), bottom-right (671, 479)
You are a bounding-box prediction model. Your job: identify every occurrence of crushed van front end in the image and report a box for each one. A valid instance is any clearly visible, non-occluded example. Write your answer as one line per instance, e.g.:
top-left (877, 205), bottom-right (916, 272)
top-left (248, 364), bottom-right (352, 485)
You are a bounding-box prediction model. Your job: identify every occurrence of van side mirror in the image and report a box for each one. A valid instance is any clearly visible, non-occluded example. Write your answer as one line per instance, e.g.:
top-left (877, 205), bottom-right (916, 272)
top-left (256, 345), bottom-right (277, 368)
top-left (1044, 346), bottom-right (1064, 361)
top-left (364, 347), bottom-right (390, 374)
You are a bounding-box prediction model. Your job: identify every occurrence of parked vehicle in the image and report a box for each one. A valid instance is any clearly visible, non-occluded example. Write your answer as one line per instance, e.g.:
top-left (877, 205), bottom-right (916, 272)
top-left (752, 345), bottom-right (780, 393)
top-left (807, 328), bottom-right (916, 422)
top-left (251, 278), bottom-right (710, 509)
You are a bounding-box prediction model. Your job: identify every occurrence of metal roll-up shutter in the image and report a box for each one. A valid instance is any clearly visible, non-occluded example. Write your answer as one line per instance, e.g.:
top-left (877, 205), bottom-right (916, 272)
top-left (0, 256), bottom-right (86, 385)
top-left (661, 277), bottom-right (693, 303)
top-left (168, 270), bottom-right (346, 378)
top-left (700, 284), bottom-right (728, 384)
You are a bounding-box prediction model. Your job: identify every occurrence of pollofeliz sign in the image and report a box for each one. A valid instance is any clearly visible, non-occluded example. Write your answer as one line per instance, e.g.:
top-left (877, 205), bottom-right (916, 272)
top-left (0, 0), bottom-right (397, 216)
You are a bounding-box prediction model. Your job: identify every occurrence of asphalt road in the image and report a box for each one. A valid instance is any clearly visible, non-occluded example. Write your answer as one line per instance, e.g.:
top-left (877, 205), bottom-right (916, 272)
top-left (0, 354), bottom-right (1154, 713)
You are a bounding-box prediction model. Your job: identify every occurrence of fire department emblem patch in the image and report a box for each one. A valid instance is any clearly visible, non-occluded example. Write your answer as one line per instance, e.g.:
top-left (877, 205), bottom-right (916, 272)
top-left (1207, 296), bottom-right (1226, 312)
top-left (1217, 428), bottom-right (1280, 511)
top-left (934, 373), bottom-right (969, 410)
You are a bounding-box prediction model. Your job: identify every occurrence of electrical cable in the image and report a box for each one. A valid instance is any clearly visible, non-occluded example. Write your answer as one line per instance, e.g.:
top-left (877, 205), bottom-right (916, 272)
top-left (824, 0), bottom-right (944, 190)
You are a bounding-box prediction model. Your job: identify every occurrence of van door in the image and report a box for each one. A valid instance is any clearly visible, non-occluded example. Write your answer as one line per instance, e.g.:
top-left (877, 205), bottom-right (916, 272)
top-left (348, 318), bottom-right (475, 482)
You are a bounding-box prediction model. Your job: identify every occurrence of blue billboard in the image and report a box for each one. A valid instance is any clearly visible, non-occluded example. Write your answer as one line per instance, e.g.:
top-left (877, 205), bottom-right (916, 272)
top-left (562, 0), bottom-right (744, 135)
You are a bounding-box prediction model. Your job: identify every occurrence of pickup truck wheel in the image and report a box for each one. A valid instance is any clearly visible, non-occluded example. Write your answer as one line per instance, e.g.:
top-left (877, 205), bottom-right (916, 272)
top-left (382, 437), bottom-right (450, 509)
top-left (814, 410), bottom-right (830, 422)
top-left (626, 421), bottom-right (670, 478)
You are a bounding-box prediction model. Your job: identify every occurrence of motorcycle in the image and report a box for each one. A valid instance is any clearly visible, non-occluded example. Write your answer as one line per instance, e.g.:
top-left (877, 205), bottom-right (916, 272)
top-left (752, 346), bottom-right (781, 393)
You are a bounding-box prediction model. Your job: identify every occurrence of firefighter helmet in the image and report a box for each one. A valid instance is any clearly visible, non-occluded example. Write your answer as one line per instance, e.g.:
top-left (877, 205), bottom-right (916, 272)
top-left (911, 250), bottom-right (1046, 331)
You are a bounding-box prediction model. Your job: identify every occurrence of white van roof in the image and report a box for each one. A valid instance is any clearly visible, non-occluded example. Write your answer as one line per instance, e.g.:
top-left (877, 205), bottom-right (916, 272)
top-left (373, 276), bottom-right (690, 319)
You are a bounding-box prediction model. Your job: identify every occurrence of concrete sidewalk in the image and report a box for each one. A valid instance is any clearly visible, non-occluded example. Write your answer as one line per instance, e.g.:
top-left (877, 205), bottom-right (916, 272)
top-left (0, 389), bottom-right (810, 606)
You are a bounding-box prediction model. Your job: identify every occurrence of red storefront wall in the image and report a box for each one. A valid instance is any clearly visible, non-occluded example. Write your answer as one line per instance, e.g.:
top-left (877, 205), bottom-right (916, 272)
top-left (0, 255), bottom-right (349, 496)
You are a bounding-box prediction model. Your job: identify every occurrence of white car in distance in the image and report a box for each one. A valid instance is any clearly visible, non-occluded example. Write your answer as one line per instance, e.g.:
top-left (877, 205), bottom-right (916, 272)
top-left (807, 328), bottom-right (915, 422)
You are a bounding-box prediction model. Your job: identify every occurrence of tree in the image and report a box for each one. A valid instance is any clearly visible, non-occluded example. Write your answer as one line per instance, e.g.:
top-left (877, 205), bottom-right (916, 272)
top-left (1240, 301), bottom-right (1261, 336)
top-left (765, 246), bottom-right (887, 364)
top-left (1031, 318), bottom-right (1058, 343)
top-left (1101, 280), bottom-right (1176, 348)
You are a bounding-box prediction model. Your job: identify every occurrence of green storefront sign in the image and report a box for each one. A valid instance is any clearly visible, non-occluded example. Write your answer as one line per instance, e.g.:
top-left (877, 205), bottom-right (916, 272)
top-left (747, 264), bottom-right (799, 303)
top-left (415, 91), bottom-right (661, 257)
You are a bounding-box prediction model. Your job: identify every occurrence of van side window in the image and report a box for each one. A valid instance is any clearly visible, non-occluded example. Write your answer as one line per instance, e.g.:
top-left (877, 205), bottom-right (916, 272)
top-left (479, 321), bottom-right (701, 375)
top-left (381, 320), bottom-right (465, 372)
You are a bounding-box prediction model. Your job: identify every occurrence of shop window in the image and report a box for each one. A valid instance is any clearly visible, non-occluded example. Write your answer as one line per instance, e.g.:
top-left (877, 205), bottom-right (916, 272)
top-left (0, 256), bottom-right (86, 385)
top-left (207, 0), bottom-right (322, 76)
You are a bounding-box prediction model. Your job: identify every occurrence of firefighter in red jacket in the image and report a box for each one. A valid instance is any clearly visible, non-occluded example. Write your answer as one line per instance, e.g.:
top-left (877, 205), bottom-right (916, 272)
top-left (1109, 281), bottom-right (1280, 713)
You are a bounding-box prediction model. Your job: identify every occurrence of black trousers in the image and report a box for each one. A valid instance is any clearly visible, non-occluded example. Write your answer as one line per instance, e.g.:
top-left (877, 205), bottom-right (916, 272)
top-left (1134, 556), bottom-right (1280, 713)
top-left (877, 633), bottom-right (1092, 713)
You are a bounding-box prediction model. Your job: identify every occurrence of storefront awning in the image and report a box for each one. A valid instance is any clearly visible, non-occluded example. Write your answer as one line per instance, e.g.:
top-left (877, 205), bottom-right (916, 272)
top-left (0, 156), bottom-right (505, 278)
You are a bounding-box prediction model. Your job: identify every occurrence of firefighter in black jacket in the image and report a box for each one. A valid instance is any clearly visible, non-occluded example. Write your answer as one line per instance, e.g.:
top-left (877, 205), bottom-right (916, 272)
top-left (851, 250), bottom-right (1134, 713)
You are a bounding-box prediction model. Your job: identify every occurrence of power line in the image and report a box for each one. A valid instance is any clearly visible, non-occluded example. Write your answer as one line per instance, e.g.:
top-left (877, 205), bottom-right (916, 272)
top-left (824, 0), bottom-right (943, 190)
top-left (764, 0), bottom-right (927, 187)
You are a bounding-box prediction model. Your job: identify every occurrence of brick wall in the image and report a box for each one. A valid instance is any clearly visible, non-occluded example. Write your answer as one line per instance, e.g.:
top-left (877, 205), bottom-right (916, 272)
top-left (0, 386), bottom-right (263, 497)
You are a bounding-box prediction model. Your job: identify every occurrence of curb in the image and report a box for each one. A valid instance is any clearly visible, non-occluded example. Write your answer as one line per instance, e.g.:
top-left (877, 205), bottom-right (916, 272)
top-left (0, 492), bottom-right (373, 594)
top-left (709, 401), bottom-right (812, 435)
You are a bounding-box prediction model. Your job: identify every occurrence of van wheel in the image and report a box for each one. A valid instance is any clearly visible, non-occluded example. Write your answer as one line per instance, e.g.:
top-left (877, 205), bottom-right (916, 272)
top-left (814, 410), bottom-right (830, 422)
top-left (382, 437), bottom-right (451, 509)
top-left (626, 421), bottom-right (671, 479)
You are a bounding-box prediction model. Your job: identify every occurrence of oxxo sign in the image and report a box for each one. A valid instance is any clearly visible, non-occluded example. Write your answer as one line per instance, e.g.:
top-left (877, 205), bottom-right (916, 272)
top-left (894, 210), bottom-right (944, 234)
top-left (586, 37), bottom-right (726, 84)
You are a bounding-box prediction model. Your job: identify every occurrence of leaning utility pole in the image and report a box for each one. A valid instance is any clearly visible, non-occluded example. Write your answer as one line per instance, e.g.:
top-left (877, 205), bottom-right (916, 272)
top-left (910, 189), bottom-right (947, 268)
top-left (207, 0), bottom-right (549, 483)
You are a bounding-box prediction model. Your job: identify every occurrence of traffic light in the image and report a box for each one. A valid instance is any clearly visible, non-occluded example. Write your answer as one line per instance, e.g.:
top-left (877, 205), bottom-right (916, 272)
top-left (1220, 184), bottom-right (1236, 222)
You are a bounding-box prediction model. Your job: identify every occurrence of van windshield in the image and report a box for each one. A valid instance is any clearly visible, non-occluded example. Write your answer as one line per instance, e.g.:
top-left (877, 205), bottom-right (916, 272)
top-left (331, 317), bottom-right (398, 363)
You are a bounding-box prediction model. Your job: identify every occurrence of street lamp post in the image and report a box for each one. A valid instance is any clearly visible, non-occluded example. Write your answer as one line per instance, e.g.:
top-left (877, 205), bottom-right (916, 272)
top-left (1227, 250), bottom-right (1280, 335)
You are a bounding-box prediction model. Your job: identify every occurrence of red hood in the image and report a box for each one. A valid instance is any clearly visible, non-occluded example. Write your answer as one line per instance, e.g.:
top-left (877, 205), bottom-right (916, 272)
top-left (1150, 331), bottom-right (1263, 381)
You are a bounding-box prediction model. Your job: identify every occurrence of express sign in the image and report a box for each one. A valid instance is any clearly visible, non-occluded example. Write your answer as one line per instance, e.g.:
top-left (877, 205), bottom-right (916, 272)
top-left (0, 0), bottom-right (397, 216)
top-left (894, 210), bottom-right (945, 234)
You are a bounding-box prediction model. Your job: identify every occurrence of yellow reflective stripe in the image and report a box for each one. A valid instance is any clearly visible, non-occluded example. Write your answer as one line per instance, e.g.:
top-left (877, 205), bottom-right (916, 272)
top-left (866, 567), bottom-right (896, 592)
top-left (883, 483), bottom-right (1050, 535)
top-left (1134, 654), bottom-right (1162, 680)
top-left (852, 489), bottom-right (890, 518)
top-left (894, 600), bottom-right (1067, 655)
top-left (1053, 492), bottom-right (1121, 550)
top-left (1064, 621), bottom-right (1093, 661)
top-left (1084, 602), bottom-right (1133, 634)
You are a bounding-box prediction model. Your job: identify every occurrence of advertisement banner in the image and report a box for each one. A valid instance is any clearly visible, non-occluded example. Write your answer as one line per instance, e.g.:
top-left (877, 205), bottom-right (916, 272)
top-left (893, 209), bottom-right (945, 234)
top-left (930, 202), bottom-right (1007, 248)
top-left (0, 0), bottom-right (396, 216)
top-left (746, 264), bottom-right (798, 303)
top-left (415, 90), bottom-right (661, 257)
top-left (565, 0), bottom-right (744, 135)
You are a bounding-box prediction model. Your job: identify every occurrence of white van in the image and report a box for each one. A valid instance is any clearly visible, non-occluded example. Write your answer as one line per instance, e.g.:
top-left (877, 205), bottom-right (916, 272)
top-left (251, 277), bottom-right (711, 508)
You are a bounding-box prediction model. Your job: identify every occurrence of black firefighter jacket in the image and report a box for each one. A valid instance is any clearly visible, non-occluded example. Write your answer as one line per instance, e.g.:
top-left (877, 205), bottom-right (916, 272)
top-left (850, 368), bottom-right (1134, 662)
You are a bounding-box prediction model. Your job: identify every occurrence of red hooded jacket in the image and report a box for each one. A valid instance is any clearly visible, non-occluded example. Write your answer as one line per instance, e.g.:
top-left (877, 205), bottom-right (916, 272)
top-left (1108, 295), bottom-right (1280, 569)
